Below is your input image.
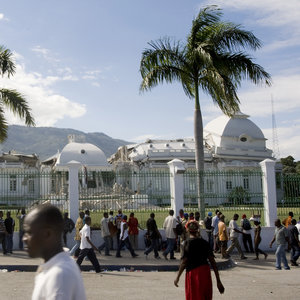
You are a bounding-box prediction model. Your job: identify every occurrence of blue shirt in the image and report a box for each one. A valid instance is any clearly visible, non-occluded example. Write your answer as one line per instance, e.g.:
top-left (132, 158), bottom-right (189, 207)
top-left (212, 215), bottom-right (219, 235)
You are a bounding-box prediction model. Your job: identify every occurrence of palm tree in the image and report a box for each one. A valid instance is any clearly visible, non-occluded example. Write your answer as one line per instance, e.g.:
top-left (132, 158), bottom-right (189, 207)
top-left (140, 6), bottom-right (271, 218)
top-left (0, 45), bottom-right (35, 141)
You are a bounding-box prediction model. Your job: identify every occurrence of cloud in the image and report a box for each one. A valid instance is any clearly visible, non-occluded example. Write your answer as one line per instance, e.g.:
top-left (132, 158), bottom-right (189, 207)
top-left (82, 70), bottom-right (102, 80)
top-left (238, 74), bottom-right (300, 117)
top-left (262, 124), bottom-right (300, 160)
top-left (1, 59), bottom-right (86, 127)
top-left (205, 0), bottom-right (300, 50)
top-left (91, 82), bottom-right (101, 87)
top-left (0, 13), bottom-right (9, 21)
top-left (31, 46), bottom-right (60, 63)
top-left (207, 0), bottom-right (300, 26)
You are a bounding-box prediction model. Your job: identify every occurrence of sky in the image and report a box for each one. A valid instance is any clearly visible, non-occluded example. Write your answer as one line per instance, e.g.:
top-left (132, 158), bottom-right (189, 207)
top-left (0, 0), bottom-right (300, 160)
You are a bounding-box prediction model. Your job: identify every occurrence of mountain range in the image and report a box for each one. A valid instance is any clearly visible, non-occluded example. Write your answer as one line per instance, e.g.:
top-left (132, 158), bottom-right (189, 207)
top-left (0, 125), bottom-right (130, 160)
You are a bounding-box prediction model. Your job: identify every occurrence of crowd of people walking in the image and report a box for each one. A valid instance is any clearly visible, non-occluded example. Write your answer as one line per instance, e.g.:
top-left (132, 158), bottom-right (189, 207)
top-left (0, 205), bottom-right (299, 300)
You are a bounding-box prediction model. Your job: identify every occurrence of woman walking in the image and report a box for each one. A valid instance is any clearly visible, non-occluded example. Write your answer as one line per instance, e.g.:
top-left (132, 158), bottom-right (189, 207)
top-left (174, 221), bottom-right (224, 300)
top-left (253, 219), bottom-right (268, 260)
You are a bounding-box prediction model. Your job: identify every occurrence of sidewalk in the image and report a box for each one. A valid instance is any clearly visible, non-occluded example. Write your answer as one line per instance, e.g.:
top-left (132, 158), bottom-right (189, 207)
top-left (0, 249), bottom-right (233, 272)
top-left (1, 251), bottom-right (299, 300)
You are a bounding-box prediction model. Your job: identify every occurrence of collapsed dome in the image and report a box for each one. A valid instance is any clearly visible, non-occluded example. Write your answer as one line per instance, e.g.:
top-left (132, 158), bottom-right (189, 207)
top-left (56, 142), bottom-right (108, 167)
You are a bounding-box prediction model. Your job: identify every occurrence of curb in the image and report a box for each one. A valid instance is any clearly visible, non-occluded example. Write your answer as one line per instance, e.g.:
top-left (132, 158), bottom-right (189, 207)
top-left (0, 259), bottom-right (232, 272)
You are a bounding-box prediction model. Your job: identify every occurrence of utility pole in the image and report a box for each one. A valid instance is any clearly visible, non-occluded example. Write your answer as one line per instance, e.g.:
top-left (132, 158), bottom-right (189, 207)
top-left (271, 96), bottom-right (280, 160)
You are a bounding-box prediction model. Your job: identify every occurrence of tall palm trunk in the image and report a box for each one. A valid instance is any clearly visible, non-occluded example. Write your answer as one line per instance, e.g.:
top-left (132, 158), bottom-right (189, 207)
top-left (194, 86), bottom-right (205, 219)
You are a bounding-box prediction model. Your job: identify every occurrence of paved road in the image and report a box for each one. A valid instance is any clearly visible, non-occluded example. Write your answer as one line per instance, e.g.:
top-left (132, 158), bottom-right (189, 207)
top-left (0, 251), bottom-right (299, 299)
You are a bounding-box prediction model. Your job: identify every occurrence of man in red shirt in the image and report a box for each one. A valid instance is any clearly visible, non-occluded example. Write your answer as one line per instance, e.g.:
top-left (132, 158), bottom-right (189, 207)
top-left (128, 212), bottom-right (139, 250)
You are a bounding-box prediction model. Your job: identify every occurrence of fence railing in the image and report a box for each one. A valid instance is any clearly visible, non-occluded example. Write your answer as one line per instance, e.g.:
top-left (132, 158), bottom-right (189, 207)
top-left (0, 170), bottom-right (68, 209)
top-left (0, 168), bottom-right (269, 226)
top-left (276, 173), bottom-right (300, 219)
top-left (78, 170), bottom-right (171, 211)
top-left (0, 169), bottom-right (266, 209)
top-left (183, 170), bottom-right (264, 207)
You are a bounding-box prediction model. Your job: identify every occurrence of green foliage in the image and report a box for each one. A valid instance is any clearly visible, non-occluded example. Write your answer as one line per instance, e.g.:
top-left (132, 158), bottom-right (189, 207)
top-left (227, 186), bottom-right (250, 205)
top-left (140, 5), bottom-right (271, 116)
top-left (281, 155), bottom-right (300, 174)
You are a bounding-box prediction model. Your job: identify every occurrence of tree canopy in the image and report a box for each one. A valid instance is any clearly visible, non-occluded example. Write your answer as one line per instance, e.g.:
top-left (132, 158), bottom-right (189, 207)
top-left (140, 6), bottom-right (271, 217)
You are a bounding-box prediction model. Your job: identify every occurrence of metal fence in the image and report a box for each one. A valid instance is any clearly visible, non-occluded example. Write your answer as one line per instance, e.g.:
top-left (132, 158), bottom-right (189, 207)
top-left (276, 173), bottom-right (300, 219)
top-left (184, 170), bottom-right (264, 206)
top-left (0, 168), bottom-right (268, 226)
top-left (78, 170), bottom-right (171, 211)
top-left (0, 169), bottom-right (266, 210)
top-left (0, 169), bottom-right (69, 210)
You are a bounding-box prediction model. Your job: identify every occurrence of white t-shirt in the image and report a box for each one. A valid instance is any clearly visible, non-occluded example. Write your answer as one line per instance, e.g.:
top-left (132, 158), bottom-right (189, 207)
top-left (101, 217), bottom-right (110, 237)
top-left (296, 222), bottom-right (300, 239)
top-left (163, 215), bottom-right (177, 239)
top-left (229, 219), bottom-right (239, 238)
top-left (120, 221), bottom-right (128, 241)
top-left (80, 224), bottom-right (91, 249)
top-left (32, 251), bottom-right (86, 300)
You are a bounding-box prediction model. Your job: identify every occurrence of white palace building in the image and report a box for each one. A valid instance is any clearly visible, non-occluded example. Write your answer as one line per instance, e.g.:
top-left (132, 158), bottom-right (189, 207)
top-left (108, 112), bottom-right (273, 171)
top-left (0, 112), bottom-right (276, 209)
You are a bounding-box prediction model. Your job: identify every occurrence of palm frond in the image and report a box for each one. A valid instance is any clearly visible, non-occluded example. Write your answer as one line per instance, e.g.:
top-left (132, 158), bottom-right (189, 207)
top-left (0, 45), bottom-right (16, 78)
top-left (200, 68), bottom-right (240, 116)
top-left (0, 89), bottom-right (35, 126)
top-left (209, 23), bottom-right (262, 52)
top-left (140, 38), bottom-right (193, 97)
top-left (189, 6), bottom-right (222, 49)
top-left (216, 52), bottom-right (272, 86)
top-left (0, 107), bottom-right (8, 142)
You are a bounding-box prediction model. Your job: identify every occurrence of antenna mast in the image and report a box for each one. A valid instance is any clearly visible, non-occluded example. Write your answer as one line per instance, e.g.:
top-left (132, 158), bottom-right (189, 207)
top-left (271, 96), bottom-right (280, 159)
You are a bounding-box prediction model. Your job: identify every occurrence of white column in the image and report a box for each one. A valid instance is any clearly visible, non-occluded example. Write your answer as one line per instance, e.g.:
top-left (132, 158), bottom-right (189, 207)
top-left (67, 160), bottom-right (81, 222)
top-left (168, 159), bottom-right (185, 215)
top-left (260, 159), bottom-right (277, 227)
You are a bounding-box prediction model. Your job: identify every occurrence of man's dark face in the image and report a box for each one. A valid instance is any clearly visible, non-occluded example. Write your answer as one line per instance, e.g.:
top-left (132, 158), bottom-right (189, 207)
top-left (23, 211), bottom-right (45, 258)
top-left (275, 220), bottom-right (281, 227)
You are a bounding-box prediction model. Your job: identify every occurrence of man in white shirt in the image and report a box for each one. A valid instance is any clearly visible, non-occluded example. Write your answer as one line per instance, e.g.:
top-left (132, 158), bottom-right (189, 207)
top-left (296, 217), bottom-right (300, 240)
top-left (76, 216), bottom-right (101, 273)
top-left (23, 205), bottom-right (86, 300)
top-left (116, 215), bottom-right (138, 258)
top-left (226, 214), bottom-right (247, 259)
top-left (163, 209), bottom-right (177, 260)
top-left (98, 212), bottom-right (111, 256)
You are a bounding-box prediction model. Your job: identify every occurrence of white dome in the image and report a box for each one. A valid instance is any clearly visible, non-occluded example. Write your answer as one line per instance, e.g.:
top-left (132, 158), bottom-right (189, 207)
top-left (203, 112), bottom-right (272, 161)
top-left (204, 112), bottom-right (265, 140)
top-left (56, 142), bottom-right (109, 167)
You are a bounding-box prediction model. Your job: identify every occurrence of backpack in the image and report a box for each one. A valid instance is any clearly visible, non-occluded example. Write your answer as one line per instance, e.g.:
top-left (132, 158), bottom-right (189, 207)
top-left (175, 222), bottom-right (184, 236)
top-left (64, 218), bottom-right (75, 233)
top-left (108, 221), bottom-right (118, 236)
top-left (204, 217), bottom-right (212, 230)
top-left (242, 219), bottom-right (251, 230)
